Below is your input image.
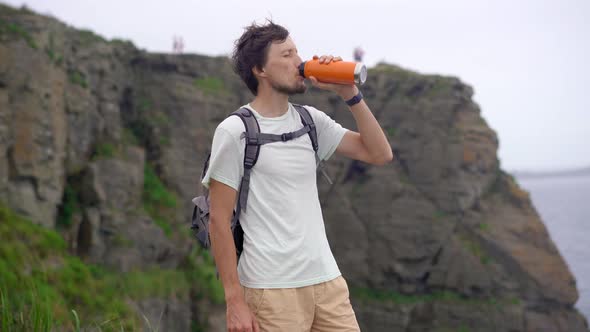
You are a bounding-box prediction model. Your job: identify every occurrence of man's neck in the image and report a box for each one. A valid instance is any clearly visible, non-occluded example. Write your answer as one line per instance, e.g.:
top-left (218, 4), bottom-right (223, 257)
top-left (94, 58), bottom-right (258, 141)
top-left (249, 88), bottom-right (290, 118)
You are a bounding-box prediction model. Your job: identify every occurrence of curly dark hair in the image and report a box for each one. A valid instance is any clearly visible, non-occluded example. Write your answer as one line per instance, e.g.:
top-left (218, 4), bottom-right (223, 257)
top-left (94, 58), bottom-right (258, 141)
top-left (231, 20), bottom-right (289, 96)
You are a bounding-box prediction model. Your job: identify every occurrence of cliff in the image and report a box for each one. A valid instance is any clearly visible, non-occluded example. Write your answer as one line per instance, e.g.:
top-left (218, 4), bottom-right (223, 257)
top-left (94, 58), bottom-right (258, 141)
top-left (0, 4), bottom-right (587, 331)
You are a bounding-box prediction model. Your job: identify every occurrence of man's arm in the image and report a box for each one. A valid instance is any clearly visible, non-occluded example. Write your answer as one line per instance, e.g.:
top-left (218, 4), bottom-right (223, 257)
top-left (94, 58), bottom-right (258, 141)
top-left (209, 179), bottom-right (258, 332)
top-left (308, 55), bottom-right (393, 166)
top-left (335, 89), bottom-right (393, 165)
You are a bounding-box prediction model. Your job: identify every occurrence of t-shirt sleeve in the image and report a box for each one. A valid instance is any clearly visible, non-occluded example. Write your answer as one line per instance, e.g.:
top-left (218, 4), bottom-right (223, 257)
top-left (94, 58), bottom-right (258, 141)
top-left (201, 126), bottom-right (244, 191)
top-left (307, 106), bottom-right (348, 161)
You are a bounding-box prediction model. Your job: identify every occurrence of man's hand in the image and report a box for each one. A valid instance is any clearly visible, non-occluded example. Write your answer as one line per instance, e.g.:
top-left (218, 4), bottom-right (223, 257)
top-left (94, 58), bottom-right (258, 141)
top-left (226, 294), bottom-right (259, 332)
top-left (308, 54), bottom-right (359, 101)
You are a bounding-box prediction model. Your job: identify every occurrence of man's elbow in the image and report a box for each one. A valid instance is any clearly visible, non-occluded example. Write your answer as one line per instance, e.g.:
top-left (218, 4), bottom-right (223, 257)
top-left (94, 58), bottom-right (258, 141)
top-left (371, 150), bottom-right (394, 166)
top-left (209, 214), bottom-right (230, 233)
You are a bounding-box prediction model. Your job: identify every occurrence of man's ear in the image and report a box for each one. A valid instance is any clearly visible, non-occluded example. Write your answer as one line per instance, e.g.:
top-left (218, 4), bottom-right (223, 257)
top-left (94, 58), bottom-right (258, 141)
top-left (252, 66), bottom-right (267, 78)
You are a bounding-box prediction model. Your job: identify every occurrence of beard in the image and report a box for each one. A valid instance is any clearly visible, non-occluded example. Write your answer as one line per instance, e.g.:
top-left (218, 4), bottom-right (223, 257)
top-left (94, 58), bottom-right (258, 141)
top-left (270, 79), bottom-right (307, 95)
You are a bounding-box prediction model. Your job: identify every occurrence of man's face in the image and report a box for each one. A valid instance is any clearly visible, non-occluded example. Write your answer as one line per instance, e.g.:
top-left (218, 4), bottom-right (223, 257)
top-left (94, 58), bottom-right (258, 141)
top-left (260, 36), bottom-right (306, 95)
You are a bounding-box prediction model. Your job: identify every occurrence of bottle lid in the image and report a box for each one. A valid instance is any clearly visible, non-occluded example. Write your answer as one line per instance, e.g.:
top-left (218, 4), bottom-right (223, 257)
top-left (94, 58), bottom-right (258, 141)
top-left (354, 63), bottom-right (367, 85)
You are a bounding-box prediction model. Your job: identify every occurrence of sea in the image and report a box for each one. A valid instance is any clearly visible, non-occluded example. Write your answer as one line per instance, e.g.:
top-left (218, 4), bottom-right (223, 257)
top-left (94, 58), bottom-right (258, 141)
top-left (516, 174), bottom-right (590, 321)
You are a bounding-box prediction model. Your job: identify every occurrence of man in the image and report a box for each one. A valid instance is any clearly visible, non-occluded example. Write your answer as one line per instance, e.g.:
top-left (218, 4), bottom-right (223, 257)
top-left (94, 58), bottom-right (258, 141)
top-left (201, 21), bottom-right (393, 332)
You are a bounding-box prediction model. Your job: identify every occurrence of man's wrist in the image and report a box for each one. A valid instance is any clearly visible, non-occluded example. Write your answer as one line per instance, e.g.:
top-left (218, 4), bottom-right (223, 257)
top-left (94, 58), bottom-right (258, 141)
top-left (344, 90), bottom-right (363, 107)
top-left (339, 86), bottom-right (359, 101)
top-left (224, 285), bottom-right (244, 302)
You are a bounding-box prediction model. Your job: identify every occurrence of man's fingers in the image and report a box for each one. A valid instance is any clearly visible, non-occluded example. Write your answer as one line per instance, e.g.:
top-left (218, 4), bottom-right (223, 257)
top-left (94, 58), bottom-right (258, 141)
top-left (313, 55), bottom-right (342, 64)
top-left (308, 76), bottom-right (338, 92)
top-left (309, 76), bottom-right (325, 88)
top-left (252, 314), bottom-right (260, 332)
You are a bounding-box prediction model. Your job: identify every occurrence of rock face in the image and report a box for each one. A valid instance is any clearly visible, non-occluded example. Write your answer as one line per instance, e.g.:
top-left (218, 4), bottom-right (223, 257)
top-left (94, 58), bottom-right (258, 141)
top-left (1, 4), bottom-right (587, 331)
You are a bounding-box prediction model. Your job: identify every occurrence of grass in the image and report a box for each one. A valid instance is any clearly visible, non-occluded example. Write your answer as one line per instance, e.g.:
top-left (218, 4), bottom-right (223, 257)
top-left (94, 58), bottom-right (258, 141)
top-left (350, 286), bottom-right (498, 305)
top-left (127, 97), bottom-right (171, 147)
top-left (459, 234), bottom-right (492, 265)
top-left (138, 97), bottom-right (152, 112)
top-left (0, 19), bottom-right (38, 49)
top-left (426, 77), bottom-right (451, 96)
top-left (142, 164), bottom-right (177, 237)
top-left (111, 38), bottom-right (135, 47)
top-left (93, 142), bottom-right (117, 159)
top-left (182, 247), bottom-right (225, 304)
top-left (0, 201), bottom-right (223, 331)
top-left (123, 128), bottom-right (140, 146)
top-left (78, 29), bottom-right (106, 45)
top-left (159, 136), bottom-right (171, 146)
top-left (433, 210), bottom-right (449, 220)
top-left (112, 234), bottom-right (134, 248)
top-left (147, 112), bottom-right (171, 126)
top-left (386, 127), bottom-right (397, 137)
top-left (0, 202), bottom-right (138, 331)
top-left (352, 287), bottom-right (464, 305)
top-left (194, 77), bottom-right (227, 95)
top-left (45, 48), bottom-right (63, 66)
top-left (478, 223), bottom-right (490, 232)
top-left (351, 286), bottom-right (518, 309)
top-left (94, 142), bottom-right (116, 158)
top-left (56, 184), bottom-right (81, 228)
top-left (45, 32), bottom-right (63, 66)
top-left (68, 70), bottom-right (88, 89)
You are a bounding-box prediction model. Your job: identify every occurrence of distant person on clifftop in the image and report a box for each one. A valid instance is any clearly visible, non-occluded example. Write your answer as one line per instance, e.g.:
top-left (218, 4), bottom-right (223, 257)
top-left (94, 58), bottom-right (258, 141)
top-left (353, 46), bottom-right (364, 62)
top-left (202, 20), bottom-right (392, 332)
top-left (177, 36), bottom-right (184, 53)
top-left (172, 35), bottom-right (184, 54)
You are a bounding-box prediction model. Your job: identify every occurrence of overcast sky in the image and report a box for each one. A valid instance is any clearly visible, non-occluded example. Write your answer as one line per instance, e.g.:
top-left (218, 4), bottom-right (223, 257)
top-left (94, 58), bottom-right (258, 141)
top-left (4, 0), bottom-right (589, 171)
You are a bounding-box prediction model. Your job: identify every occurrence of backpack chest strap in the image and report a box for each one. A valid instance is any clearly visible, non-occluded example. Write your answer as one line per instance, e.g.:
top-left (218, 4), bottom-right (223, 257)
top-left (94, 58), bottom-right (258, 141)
top-left (241, 124), bottom-right (311, 145)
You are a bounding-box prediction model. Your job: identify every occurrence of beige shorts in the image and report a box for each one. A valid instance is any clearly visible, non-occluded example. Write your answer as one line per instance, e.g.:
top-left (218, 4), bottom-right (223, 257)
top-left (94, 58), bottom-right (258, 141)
top-left (243, 275), bottom-right (361, 332)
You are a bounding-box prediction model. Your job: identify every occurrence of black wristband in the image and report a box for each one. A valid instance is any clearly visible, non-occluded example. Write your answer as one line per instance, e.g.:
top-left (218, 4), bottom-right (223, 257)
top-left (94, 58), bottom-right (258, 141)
top-left (345, 90), bottom-right (363, 106)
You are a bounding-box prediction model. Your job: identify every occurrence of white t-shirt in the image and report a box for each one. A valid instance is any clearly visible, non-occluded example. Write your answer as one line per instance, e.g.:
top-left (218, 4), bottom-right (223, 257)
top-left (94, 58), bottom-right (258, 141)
top-left (202, 102), bottom-right (348, 288)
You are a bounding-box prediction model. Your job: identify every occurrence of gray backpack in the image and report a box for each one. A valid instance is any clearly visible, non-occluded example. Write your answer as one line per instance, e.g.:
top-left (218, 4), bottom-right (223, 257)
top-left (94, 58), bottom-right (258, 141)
top-left (190, 104), bottom-right (332, 259)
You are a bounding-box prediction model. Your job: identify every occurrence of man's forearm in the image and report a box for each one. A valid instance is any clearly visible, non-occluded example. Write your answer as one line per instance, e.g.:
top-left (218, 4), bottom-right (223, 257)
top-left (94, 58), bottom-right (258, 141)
top-left (209, 217), bottom-right (242, 301)
top-left (344, 88), bottom-right (393, 164)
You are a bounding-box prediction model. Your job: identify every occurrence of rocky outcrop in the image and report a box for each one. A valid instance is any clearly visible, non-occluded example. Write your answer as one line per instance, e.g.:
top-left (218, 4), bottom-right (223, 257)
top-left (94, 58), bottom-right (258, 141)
top-left (298, 67), bottom-right (587, 331)
top-left (0, 4), bottom-right (587, 331)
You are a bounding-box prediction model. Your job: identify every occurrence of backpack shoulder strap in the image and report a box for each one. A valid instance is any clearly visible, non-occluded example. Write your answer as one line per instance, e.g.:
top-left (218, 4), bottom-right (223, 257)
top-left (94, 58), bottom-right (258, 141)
top-left (229, 107), bottom-right (260, 216)
top-left (292, 104), bottom-right (318, 153)
top-left (230, 107), bottom-right (261, 169)
top-left (292, 104), bottom-right (333, 184)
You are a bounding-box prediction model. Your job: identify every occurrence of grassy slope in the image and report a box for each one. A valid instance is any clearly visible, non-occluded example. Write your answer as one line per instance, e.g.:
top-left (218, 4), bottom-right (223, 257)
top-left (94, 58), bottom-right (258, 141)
top-left (0, 202), bottom-right (223, 331)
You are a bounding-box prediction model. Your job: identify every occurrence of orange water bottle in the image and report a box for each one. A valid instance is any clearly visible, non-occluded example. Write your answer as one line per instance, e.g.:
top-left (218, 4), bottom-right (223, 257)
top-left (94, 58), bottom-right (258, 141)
top-left (299, 59), bottom-right (367, 85)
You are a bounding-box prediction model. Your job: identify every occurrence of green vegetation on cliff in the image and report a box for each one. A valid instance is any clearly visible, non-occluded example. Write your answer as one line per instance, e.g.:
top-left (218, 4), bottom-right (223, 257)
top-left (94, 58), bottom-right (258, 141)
top-left (351, 286), bottom-right (521, 307)
top-left (0, 202), bottom-right (138, 330)
top-left (0, 18), bottom-right (37, 49)
top-left (194, 76), bottom-right (227, 95)
top-left (0, 202), bottom-right (223, 331)
top-left (56, 184), bottom-right (81, 228)
top-left (142, 164), bottom-right (177, 236)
